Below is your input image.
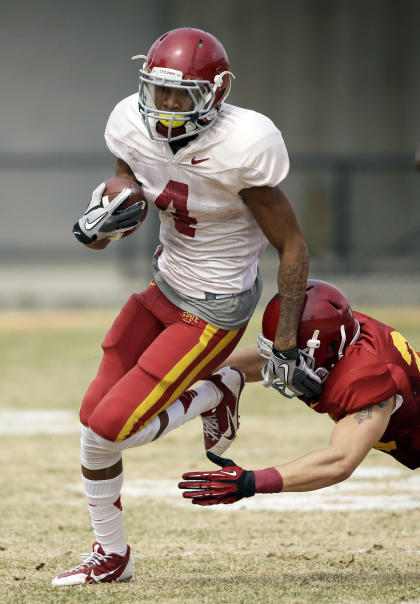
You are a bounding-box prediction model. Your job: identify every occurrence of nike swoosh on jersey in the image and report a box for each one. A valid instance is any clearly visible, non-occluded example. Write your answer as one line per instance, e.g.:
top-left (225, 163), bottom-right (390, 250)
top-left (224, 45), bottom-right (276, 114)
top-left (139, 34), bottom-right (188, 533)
top-left (85, 212), bottom-right (107, 230)
top-left (191, 156), bottom-right (210, 165)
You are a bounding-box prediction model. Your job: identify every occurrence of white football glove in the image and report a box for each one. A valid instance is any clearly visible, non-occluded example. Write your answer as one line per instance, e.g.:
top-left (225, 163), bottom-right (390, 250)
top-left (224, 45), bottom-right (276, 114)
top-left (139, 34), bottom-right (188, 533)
top-left (264, 346), bottom-right (322, 399)
top-left (73, 182), bottom-right (146, 244)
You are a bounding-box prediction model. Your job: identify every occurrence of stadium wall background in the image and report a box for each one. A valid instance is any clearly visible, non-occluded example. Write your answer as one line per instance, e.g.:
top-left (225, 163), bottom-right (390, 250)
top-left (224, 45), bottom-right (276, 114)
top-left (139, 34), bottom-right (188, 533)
top-left (1, 0), bottom-right (419, 306)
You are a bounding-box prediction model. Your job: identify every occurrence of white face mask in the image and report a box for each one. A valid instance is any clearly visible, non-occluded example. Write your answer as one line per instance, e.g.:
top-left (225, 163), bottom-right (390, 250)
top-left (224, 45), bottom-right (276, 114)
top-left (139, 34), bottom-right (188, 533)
top-left (133, 55), bottom-right (234, 142)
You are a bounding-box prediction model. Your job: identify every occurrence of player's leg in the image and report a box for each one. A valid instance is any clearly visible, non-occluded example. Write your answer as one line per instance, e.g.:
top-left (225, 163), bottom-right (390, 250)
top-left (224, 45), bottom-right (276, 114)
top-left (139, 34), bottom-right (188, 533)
top-left (53, 290), bottom-right (246, 586)
top-left (80, 290), bottom-right (164, 426)
top-left (92, 365), bottom-right (245, 453)
top-left (80, 289), bottom-right (164, 556)
top-left (51, 426), bottom-right (133, 586)
top-left (87, 315), bottom-right (246, 445)
top-left (53, 289), bottom-right (164, 586)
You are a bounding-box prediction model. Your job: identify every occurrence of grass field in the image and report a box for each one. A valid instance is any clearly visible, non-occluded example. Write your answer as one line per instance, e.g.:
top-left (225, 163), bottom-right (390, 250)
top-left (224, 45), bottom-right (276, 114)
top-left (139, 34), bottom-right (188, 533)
top-left (0, 307), bottom-right (419, 604)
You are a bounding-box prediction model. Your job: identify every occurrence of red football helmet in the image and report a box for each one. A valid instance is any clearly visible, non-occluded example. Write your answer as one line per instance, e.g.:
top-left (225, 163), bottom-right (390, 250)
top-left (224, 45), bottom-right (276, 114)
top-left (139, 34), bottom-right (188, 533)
top-left (258, 280), bottom-right (360, 373)
top-left (133, 28), bottom-right (233, 142)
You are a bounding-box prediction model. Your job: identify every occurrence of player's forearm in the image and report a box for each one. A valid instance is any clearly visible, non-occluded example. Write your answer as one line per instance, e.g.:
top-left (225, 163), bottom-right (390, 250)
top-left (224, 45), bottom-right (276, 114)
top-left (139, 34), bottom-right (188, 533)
top-left (275, 446), bottom-right (354, 492)
top-left (218, 345), bottom-right (265, 382)
top-left (274, 238), bottom-right (309, 350)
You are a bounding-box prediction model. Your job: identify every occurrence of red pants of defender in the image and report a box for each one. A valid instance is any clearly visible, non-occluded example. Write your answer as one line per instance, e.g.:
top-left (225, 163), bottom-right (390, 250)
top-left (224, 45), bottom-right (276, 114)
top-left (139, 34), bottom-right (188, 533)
top-left (80, 282), bottom-right (246, 443)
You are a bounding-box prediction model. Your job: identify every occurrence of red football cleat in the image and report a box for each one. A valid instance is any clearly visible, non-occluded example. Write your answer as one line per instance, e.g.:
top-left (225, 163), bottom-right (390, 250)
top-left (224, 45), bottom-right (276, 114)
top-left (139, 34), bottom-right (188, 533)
top-left (51, 542), bottom-right (132, 586)
top-left (201, 367), bottom-right (245, 455)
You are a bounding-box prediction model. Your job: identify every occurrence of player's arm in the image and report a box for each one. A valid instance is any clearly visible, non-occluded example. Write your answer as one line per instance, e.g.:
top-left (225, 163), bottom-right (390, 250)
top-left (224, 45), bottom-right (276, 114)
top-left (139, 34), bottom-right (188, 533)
top-left (240, 185), bottom-right (308, 351)
top-left (240, 186), bottom-right (321, 399)
top-left (219, 344), bottom-right (264, 382)
top-left (116, 158), bottom-right (139, 183)
top-left (179, 397), bottom-right (396, 504)
top-left (277, 397), bottom-right (396, 491)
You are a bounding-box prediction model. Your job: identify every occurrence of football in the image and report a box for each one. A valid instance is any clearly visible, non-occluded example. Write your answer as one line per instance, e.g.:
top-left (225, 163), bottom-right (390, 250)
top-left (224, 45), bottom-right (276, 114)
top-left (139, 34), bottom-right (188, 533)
top-left (100, 176), bottom-right (148, 238)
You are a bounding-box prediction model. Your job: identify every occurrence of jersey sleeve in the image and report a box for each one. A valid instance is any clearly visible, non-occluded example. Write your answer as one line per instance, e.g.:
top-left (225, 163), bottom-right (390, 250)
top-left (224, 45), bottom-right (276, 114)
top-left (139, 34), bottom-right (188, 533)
top-left (104, 95), bottom-right (137, 161)
top-left (104, 105), bottom-right (122, 158)
top-left (238, 128), bottom-right (290, 189)
top-left (321, 349), bottom-right (399, 419)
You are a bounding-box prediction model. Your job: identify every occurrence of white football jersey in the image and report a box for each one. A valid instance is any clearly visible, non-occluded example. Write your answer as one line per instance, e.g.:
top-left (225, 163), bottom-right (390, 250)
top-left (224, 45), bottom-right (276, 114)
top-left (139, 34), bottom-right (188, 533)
top-left (105, 94), bottom-right (290, 298)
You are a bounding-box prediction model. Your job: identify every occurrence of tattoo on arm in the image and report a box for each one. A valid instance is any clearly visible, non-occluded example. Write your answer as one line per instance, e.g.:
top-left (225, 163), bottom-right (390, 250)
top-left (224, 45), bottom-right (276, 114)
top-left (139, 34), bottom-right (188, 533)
top-left (377, 399), bottom-right (391, 408)
top-left (353, 408), bottom-right (373, 424)
top-left (353, 399), bottom-right (392, 425)
top-left (277, 257), bottom-right (309, 347)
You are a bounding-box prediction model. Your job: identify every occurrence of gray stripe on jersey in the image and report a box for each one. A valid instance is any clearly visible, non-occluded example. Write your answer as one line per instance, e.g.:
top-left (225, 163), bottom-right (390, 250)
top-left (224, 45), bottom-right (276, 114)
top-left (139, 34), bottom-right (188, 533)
top-left (152, 255), bottom-right (262, 330)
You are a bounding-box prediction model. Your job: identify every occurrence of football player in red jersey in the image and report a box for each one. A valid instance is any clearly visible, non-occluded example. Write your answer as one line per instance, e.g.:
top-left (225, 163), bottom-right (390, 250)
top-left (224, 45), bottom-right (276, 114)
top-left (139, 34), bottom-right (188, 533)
top-left (53, 28), bottom-right (319, 585)
top-left (179, 279), bottom-right (420, 505)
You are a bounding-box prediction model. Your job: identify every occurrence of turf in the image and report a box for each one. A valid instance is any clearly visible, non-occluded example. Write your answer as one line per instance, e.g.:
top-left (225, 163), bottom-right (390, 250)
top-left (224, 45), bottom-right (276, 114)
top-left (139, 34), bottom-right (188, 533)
top-left (0, 307), bottom-right (419, 603)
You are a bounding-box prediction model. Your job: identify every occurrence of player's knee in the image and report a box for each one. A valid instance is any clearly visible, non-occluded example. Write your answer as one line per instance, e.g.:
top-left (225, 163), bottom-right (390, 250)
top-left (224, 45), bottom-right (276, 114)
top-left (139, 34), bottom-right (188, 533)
top-left (90, 429), bottom-right (126, 453)
top-left (80, 425), bottom-right (121, 468)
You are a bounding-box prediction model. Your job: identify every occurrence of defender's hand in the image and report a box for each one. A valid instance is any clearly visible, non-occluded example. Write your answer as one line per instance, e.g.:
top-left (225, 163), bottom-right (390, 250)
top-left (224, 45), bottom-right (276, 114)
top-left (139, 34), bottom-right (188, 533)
top-left (178, 451), bottom-right (255, 506)
top-left (73, 182), bottom-right (145, 244)
top-left (268, 346), bottom-right (322, 398)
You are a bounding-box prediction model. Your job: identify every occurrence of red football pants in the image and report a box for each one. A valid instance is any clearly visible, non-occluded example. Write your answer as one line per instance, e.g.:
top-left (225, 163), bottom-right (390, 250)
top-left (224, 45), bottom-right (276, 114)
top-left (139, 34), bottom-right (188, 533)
top-left (80, 282), bottom-right (246, 442)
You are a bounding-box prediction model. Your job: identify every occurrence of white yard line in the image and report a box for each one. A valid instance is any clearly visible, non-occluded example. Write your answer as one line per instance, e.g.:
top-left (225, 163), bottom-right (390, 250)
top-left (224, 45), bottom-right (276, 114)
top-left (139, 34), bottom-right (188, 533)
top-left (0, 409), bottom-right (80, 434)
top-left (121, 475), bottom-right (420, 512)
top-left (2, 409), bottom-right (419, 511)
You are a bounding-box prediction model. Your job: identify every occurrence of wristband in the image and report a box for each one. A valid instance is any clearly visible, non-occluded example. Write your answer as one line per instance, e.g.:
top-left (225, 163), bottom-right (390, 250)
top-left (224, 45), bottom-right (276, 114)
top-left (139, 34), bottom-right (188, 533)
top-left (253, 467), bottom-right (284, 493)
top-left (272, 346), bottom-right (299, 360)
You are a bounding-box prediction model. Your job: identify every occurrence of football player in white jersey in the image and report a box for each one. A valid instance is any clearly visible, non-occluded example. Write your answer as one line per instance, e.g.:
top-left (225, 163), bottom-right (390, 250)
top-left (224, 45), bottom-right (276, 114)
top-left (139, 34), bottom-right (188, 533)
top-left (52, 27), bottom-right (320, 586)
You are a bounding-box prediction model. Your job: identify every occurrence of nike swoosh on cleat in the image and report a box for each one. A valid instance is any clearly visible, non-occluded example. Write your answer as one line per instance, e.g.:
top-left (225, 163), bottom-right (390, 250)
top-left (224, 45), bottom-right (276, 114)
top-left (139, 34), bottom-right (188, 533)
top-left (191, 157), bottom-right (210, 165)
top-left (223, 406), bottom-right (238, 440)
top-left (91, 567), bottom-right (120, 582)
top-left (85, 212), bottom-right (107, 230)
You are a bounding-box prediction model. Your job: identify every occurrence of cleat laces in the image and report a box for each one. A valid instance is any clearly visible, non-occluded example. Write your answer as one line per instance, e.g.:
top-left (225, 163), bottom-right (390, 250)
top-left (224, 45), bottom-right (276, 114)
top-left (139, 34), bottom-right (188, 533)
top-left (202, 415), bottom-right (219, 440)
top-left (70, 549), bottom-right (112, 573)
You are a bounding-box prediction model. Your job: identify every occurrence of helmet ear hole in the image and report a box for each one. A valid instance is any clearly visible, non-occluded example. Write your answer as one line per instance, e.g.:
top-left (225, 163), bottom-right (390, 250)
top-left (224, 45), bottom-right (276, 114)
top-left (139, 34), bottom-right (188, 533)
top-left (327, 340), bottom-right (337, 354)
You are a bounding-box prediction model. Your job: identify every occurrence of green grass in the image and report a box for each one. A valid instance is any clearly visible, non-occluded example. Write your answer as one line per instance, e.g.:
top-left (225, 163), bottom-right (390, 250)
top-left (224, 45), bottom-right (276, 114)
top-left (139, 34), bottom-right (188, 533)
top-left (0, 307), bottom-right (419, 603)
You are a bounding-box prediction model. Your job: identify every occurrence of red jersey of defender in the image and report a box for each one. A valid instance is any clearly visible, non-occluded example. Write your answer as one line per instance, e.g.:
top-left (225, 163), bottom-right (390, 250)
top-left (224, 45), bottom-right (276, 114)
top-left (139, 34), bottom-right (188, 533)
top-left (308, 311), bottom-right (420, 470)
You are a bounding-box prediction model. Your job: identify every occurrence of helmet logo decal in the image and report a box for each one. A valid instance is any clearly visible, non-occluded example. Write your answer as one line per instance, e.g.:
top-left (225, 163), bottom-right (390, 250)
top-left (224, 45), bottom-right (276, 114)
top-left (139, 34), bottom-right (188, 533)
top-left (151, 66), bottom-right (183, 80)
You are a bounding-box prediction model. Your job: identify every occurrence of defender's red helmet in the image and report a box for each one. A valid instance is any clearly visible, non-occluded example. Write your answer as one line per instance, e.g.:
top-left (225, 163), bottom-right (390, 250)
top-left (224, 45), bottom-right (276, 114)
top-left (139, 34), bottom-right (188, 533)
top-left (135, 28), bottom-right (233, 142)
top-left (260, 280), bottom-right (360, 371)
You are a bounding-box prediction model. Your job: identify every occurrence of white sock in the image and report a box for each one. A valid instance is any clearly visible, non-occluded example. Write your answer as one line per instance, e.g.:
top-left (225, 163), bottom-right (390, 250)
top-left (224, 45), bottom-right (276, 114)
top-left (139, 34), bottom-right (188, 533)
top-left (82, 473), bottom-right (127, 556)
top-left (81, 425), bottom-right (127, 556)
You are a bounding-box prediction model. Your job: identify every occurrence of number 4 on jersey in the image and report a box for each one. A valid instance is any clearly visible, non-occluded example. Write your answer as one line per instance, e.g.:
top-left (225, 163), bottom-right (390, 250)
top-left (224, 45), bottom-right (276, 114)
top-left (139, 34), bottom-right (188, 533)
top-left (155, 180), bottom-right (197, 238)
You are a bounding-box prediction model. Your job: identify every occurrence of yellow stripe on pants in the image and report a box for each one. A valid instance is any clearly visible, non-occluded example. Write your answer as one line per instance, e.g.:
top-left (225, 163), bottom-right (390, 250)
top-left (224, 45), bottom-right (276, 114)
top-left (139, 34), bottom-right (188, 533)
top-left (116, 324), bottom-right (239, 442)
